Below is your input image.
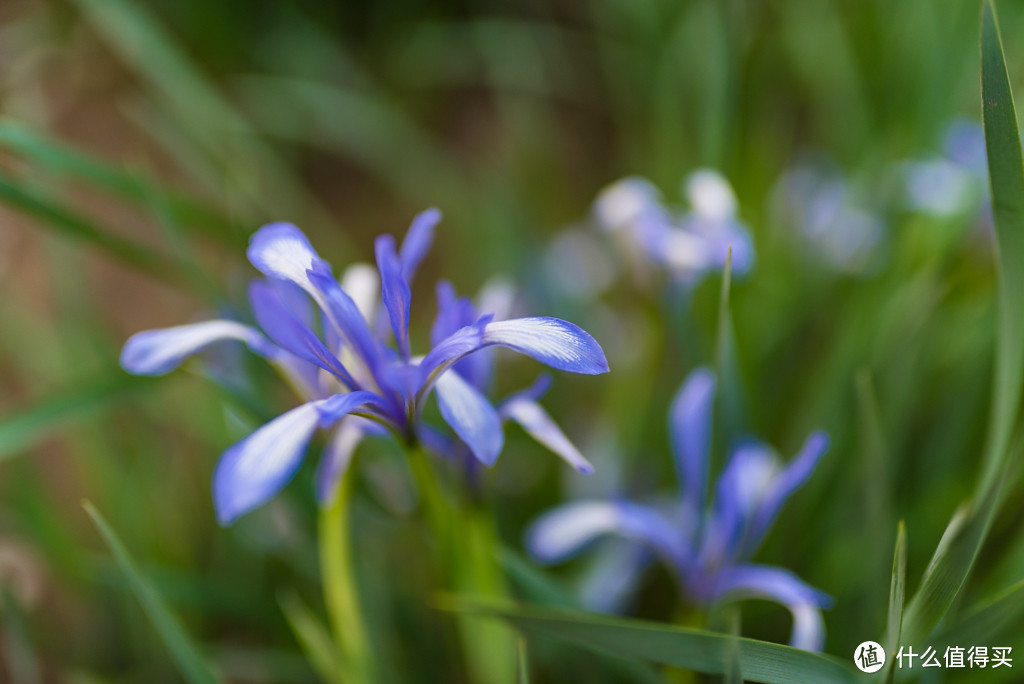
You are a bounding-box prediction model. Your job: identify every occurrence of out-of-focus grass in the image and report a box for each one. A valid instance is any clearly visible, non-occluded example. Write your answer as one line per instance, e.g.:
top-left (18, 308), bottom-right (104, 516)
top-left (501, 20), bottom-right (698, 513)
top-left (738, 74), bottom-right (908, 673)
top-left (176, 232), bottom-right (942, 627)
top-left (1, 0), bottom-right (1024, 682)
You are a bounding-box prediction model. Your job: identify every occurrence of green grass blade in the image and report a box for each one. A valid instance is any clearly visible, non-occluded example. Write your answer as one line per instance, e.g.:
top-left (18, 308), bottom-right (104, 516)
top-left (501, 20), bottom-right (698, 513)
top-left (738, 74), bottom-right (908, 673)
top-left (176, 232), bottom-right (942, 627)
top-left (980, 0), bottom-right (1024, 499)
top-left (441, 599), bottom-right (857, 684)
top-left (0, 174), bottom-right (186, 283)
top-left (881, 522), bottom-right (906, 684)
top-left (516, 638), bottom-right (529, 684)
top-left (83, 503), bottom-right (225, 684)
top-left (928, 578), bottom-right (1024, 655)
top-left (277, 590), bottom-right (346, 684)
top-left (0, 374), bottom-right (142, 461)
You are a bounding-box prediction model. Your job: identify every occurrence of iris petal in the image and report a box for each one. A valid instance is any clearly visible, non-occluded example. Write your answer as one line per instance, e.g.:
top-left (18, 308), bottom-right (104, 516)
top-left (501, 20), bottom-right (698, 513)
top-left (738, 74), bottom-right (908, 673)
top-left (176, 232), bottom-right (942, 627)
top-left (483, 317), bottom-right (609, 374)
top-left (399, 208), bottom-right (440, 282)
top-left (501, 399), bottom-right (593, 473)
top-left (121, 320), bottom-right (275, 376)
top-left (315, 419), bottom-right (366, 504)
top-left (247, 222), bottom-right (332, 298)
top-left (670, 368), bottom-right (716, 515)
top-left (213, 391), bottom-right (381, 524)
top-left (526, 501), bottom-right (689, 569)
top-left (375, 234), bottom-right (412, 359)
top-left (435, 370), bottom-right (504, 466)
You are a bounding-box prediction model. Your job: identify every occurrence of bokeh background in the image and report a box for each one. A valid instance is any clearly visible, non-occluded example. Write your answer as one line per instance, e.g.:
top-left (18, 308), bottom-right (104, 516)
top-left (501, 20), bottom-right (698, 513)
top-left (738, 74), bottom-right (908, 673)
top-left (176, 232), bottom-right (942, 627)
top-left (2, 0), bottom-right (1024, 681)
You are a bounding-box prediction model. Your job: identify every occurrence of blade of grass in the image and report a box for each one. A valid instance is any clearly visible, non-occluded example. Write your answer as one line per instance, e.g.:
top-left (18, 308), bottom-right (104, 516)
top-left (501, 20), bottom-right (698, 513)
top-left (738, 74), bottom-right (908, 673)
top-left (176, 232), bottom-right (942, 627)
top-left (517, 638), bottom-right (529, 684)
top-left (440, 598), bottom-right (858, 684)
top-left (83, 503), bottom-right (225, 684)
top-left (278, 589), bottom-right (346, 684)
top-left (880, 522), bottom-right (906, 684)
top-left (0, 374), bottom-right (143, 461)
top-left (979, 0), bottom-right (1024, 500)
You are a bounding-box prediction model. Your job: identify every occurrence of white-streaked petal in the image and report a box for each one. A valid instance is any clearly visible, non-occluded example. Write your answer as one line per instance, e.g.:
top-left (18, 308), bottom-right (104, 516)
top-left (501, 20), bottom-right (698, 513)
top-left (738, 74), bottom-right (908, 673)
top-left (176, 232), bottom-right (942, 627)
top-left (685, 168), bottom-right (738, 220)
top-left (593, 177), bottom-right (661, 230)
top-left (502, 399), bottom-right (593, 474)
top-left (247, 222), bottom-right (327, 300)
top-left (121, 320), bottom-right (272, 376)
top-left (340, 263), bottom-right (380, 325)
top-left (435, 370), bottom-right (503, 466)
top-left (483, 317), bottom-right (609, 375)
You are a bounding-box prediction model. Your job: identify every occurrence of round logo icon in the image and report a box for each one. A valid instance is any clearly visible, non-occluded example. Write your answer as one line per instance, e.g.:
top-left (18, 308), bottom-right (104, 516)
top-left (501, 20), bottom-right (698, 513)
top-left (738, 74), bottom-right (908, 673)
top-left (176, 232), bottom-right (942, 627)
top-left (854, 641), bottom-right (885, 673)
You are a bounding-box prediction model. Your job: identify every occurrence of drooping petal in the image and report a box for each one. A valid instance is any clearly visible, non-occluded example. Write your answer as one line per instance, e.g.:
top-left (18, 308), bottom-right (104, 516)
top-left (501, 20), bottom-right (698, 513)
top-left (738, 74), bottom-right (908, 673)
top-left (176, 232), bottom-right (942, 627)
top-left (435, 370), bottom-right (504, 466)
top-left (247, 222), bottom-right (333, 300)
top-left (399, 208), bottom-right (440, 282)
top-left (483, 317), bottom-right (609, 375)
top-left (248, 280), bottom-right (356, 389)
top-left (501, 399), bottom-right (593, 474)
top-left (745, 431), bottom-right (829, 555)
top-left (418, 315), bottom-right (491, 393)
top-left (121, 320), bottom-right (276, 376)
top-left (213, 391), bottom-right (381, 524)
top-left (526, 501), bottom-right (689, 570)
top-left (669, 368), bottom-right (716, 515)
top-left (315, 419), bottom-right (366, 504)
top-left (711, 564), bottom-right (832, 651)
top-left (375, 234), bottom-right (412, 359)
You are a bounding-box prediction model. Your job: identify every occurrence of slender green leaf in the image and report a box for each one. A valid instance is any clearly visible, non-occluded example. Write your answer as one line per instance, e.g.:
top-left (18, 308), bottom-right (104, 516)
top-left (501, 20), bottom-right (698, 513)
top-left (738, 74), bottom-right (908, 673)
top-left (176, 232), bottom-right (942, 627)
top-left (980, 0), bottom-right (1024, 500)
top-left (928, 578), bottom-right (1024, 655)
top-left (881, 522), bottom-right (906, 684)
top-left (83, 503), bottom-right (225, 684)
top-left (0, 374), bottom-right (142, 461)
top-left (716, 248), bottom-right (745, 437)
top-left (441, 598), bottom-right (857, 684)
top-left (0, 173), bottom-right (185, 282)
top-left (278, 590), bottom-right (346, 684)
top-left (517, 638), bottom-right (529, 684)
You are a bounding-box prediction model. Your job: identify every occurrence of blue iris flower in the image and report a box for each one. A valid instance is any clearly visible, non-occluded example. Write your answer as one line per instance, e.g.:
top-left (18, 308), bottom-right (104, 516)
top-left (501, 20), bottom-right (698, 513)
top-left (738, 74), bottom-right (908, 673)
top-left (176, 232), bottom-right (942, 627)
top-left (526, 367), bottom-right (832, 651)
top-left (121, 209), bottom-right (608, 524)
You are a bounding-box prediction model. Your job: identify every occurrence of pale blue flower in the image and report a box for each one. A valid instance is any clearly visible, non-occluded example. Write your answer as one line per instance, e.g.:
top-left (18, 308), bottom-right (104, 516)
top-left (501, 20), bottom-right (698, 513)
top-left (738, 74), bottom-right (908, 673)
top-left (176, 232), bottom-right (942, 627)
top-left (526, 368), bottom-right (831, 651)
top-left (121, 210), bottom-right (608, 523)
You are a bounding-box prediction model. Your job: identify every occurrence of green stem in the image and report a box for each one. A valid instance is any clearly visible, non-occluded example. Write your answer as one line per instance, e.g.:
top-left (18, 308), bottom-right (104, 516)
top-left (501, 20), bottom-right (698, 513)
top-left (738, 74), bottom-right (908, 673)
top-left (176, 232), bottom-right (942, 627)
top-left (318, 474), bottom-right (374, 684)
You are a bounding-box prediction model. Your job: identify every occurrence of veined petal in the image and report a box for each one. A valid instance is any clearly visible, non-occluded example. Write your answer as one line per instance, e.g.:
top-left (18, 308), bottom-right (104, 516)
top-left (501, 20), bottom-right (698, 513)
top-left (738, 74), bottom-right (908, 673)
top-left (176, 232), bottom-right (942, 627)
top-left (249, 280), bottom-right (356, 389)
top-left (315, 419), bottom-right (365, 504)
top-left (214, 391), bottom-right (381, 524)
top-left (712, 564), bottom-right (832, 651)
top-left (399, 208), bottom-right (440, 282)
top-left (375, 234), bottom-right (412, 359)
top-left (418, 315), bottom-right (491, 393)
top-left (308, 272), bottom-right (385, 378)
top-left (501, 398), bottom-right (594, 474)
top-left (121, 320), bottom-right (275, 376)
top-left (483, 317), bottom-right (609, 375)
top-left (526, 501), bottom-right (688, 570)
top-left (746, 431), bottom-right (829, 554)
top-left (670, 368), bottom-right (716, 516)
top-left (247, 222), bottom-right (332, 299)
top-left (435, 370), bottom-right (504, 466)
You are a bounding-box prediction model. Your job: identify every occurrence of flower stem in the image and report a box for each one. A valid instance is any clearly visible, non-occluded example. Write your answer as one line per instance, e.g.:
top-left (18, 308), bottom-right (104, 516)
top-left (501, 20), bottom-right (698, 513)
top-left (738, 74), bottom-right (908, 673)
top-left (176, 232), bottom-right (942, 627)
top-left (318, 473), bottom-right (374, 684)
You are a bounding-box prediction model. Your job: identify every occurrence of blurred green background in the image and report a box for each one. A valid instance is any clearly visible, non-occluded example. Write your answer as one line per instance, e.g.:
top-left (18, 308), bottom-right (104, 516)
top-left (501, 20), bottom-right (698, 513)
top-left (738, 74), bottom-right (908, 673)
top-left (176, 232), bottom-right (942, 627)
top-left (2, 0), bottom-right (1024, 681)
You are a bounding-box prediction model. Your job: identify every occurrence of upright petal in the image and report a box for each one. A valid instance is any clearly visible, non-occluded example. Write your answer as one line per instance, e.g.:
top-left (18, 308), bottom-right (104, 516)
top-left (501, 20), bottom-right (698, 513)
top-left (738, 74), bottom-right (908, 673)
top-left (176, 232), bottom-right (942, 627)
top-left (249, 280), bottom-right (356, 389)
top-left (669, 368), bottom-right (716, 515)
top-left (375, 234), bottom-right (412, 359)
top-left (500, 398), bottom-right (594, 474)
top-left (712, 564), bottom-right (832, 651)
top-left (400, 208), bottom-right (440, 282)
top-left (745, 431), bottom-right (829, 555)
top-left (214, 391), bottom-right (381, 524)
top-left (308, 272), bottom-right (385, 379)
top-left (435, 370), bottom-right (504, 466)
top-left (701, 443), bottom-right (779, 565)
top-left (483, 318), bottom-right (609, 374)
top-left (315, 419), bottom-right (366, 504)
top-left (527, 501), bottom-right (689, 570)
top-left (121, 320), bottom-right (275, 376)
top-left (247, 222), bottom-right (333, 300)
top-left (340, 263), bottom-right (380, 325)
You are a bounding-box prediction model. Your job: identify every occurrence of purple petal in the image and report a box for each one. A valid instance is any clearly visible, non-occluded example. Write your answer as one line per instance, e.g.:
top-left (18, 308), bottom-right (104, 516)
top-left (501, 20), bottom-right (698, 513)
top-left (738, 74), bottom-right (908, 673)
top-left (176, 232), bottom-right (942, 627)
top-left (121, 320), bottom-right (275, 376)
top-left (701, 443), bottom-right (778, 565)
top-left (501, 399), bottom-right (593, 473)
top-left (399, 208), bottom-right (440, 282)
top-left (315, 420), bottom-right (365, 504)
top-left (430, 280), bottom-right (478, 347)
top-left (483, 317), bottom-right (609, 375)
top-left (214, 391), bottom-right (380, 524)
top-left (375, 234), bottom-right (411, 359)
top-left (670, 368), bottom-right (716, 517)
top-left (247, 222), bottom-right (332, 298)
top-left (307, 272), bottom-right (385, 379)
top-left (578, 541), bottom-right (652, 614)
top-left (712, 563), bottom-right (832, 651)
top-left (248, 280), bottom-right (356, 389)
top-left (746, 431), bottom-right (829, 554)
top-left (435, 370), bottom-right (504, 466)
top-left (526, 501), bottom-right (688, 569)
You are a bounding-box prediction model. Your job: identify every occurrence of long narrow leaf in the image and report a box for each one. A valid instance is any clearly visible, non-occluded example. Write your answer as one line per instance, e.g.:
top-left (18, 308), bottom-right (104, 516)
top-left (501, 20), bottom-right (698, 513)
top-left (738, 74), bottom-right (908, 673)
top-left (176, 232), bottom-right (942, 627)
top-left (441, 598), bottom-right (857, 684)
top-left (83, 503), bottom-right (224, 684)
